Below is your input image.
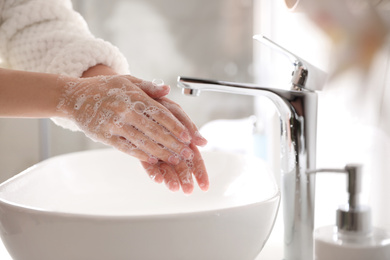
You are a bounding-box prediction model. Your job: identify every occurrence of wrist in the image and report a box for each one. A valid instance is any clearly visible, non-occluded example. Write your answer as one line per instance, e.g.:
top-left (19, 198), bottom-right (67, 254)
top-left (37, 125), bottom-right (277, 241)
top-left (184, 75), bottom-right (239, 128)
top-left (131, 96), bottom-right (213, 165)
top-left (54, 75), bottom-right (78, 118)
top-left (55, 65), bottom-right (117, 120)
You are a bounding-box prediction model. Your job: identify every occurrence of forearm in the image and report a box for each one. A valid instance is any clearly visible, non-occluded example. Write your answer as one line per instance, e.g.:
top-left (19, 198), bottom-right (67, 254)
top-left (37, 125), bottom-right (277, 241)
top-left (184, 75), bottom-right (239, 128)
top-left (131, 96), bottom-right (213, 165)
top-left (0, 64), bottom-right (116, 118)
top-left (0, 68), bottom-right (64, 118)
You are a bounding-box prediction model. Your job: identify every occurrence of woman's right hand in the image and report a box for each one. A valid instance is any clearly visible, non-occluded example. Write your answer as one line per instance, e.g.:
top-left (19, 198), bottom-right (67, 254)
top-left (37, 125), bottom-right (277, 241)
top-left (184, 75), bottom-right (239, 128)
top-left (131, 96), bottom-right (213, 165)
top-left (143, 97), bottom-right (210, 194)
top-left (141, 143), bottom-right (208, 194)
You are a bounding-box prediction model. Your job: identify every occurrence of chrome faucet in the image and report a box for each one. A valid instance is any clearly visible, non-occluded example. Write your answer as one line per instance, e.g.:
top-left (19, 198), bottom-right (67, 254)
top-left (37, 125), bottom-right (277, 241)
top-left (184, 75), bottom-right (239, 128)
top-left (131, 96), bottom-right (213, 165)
top-left (177, 36), bottom-right (327, 260)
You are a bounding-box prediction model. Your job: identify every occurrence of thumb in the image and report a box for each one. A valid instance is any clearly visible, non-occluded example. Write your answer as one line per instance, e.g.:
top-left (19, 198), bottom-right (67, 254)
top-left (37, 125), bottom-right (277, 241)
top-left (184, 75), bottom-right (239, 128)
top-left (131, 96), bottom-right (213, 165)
top-left (143, 79), bottom-right (171, 98)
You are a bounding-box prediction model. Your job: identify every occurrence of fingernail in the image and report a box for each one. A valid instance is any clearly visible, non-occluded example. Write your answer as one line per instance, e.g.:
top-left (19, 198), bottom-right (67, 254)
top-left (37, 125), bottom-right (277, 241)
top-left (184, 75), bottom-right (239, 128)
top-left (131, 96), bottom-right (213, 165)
top-left (199, 182), bottom-right (209, 191)
top-left (168, 155), bottom-right (180, 165)
top-left (180, 131), bottom-right (192, 143)
top-left (168, 181), bottom-right (180, 192)
top-left (194, 131), bottom-right (208, 146)
top-left (182, 183), bottom-right (194, 195)
top-left (148, 157), bottom-right (158, 164)
top-left (180, 147), bottom-right (194, 160)
top-left (161, 85), bottom-right (170, 92)
top-left (154, 174), bottom-right (164, 184)
top-left (195, 137), bottom-right (208, 147)
top-left (149, 171), bottom-right (157, 181)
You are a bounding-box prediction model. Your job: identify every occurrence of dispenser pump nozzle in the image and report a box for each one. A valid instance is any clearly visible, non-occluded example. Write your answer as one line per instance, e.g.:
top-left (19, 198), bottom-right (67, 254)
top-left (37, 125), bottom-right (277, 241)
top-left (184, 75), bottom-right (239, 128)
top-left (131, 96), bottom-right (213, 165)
top-left (344, 164), bottom-right (362, 209)
top-left (307, 164), bottom-right (371, 233)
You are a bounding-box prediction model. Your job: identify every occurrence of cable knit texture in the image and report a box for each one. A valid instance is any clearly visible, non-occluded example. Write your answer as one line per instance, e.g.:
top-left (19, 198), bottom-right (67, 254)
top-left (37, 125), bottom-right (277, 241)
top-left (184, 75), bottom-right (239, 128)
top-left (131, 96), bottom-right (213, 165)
top-left (0, 0), bottom-right (130, 131)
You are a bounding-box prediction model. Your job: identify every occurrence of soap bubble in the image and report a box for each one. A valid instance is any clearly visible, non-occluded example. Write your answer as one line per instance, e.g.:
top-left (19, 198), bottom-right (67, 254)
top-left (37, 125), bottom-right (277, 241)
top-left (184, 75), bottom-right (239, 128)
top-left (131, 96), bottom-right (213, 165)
top-left (145, 106), bottom-right (159, 115)
top-left (152, 79), bottom-right (164, 87)
top-left (133, 101), bottom-right (146, 114)
top-left (113, 116), bottom-right (124, 128)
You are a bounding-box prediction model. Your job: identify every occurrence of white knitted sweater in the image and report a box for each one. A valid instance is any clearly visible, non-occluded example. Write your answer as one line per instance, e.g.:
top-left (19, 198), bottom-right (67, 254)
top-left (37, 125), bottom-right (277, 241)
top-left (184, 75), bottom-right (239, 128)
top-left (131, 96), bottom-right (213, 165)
top-left (0, 0), bottom-right (130, 130)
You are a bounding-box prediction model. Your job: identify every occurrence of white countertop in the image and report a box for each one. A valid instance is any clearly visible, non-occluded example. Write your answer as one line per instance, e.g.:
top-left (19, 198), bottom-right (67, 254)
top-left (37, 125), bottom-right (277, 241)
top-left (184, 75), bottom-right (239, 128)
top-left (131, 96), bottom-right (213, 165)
top-left (0, 241), bottom-right (282, 260)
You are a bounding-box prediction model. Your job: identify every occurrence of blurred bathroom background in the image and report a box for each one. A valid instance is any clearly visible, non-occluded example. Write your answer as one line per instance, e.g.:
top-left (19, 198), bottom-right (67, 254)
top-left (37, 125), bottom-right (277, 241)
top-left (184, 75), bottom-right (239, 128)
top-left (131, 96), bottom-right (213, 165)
top-left (0, 0), bottom-right (256, 182)
top-left (1, 0), bottom-right (390, 259)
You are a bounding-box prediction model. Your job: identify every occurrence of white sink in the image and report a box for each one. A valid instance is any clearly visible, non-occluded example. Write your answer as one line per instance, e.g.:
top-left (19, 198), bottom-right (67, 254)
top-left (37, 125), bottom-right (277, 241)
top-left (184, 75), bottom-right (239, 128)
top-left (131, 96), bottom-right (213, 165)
top-left (0, 149), bottom-right (279, 260)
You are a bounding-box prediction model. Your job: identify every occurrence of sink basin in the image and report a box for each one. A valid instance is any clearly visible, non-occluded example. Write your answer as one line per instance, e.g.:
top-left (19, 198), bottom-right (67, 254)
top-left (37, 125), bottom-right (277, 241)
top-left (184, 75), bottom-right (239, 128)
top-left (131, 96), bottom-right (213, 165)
top-left (0, 149), bottom-right (279, 260)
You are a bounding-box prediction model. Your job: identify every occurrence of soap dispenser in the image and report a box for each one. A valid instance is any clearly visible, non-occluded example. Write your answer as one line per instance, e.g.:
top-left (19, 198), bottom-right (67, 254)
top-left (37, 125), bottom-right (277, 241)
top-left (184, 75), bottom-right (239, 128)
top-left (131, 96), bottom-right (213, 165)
top-left (308, 164), bottom-right (390, 260)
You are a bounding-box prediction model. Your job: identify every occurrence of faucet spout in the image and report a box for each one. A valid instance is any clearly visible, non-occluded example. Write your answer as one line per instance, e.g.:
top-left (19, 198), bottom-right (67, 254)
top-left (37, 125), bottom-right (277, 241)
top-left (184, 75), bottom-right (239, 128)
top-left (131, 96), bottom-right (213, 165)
top-left (178, 76), bottom-right (318, 260)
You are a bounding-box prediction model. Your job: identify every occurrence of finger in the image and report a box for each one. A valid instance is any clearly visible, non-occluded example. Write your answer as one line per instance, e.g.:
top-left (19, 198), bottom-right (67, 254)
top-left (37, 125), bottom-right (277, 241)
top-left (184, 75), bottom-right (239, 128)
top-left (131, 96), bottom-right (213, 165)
top-left (116, 124), bottom-right (184, 165)
top-left (124, 93), bottom-right (192, 144)
top-left (140, 161), bottom-right (164, 183)
top-left (189, 143), bottom-right (209, 191)
top-left (159, 163), bottom-right (181, 192)
top-left (158, 97), bottom-right (207, 147)
top-left (173, 160), bottom-right (194, 194)
top-left (123, 105), bottom-right (194, 159)
top-left (124, 75), bottom-right (170, 98)
top-left (145, 103), bottom-right (192, 144)
top-left (107, 135), bottom-right (159, 164)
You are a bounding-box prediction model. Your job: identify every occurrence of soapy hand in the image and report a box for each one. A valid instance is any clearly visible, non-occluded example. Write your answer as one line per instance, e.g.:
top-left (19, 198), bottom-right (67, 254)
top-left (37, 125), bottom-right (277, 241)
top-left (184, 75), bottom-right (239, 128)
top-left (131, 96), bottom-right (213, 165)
top-left (141, 143), bottom-right (208, 193)
top-left (56, 74), bottom-right (209, 193)
top-left (141, 97), bottom-right (209, 194)
top-left (57, 75), bottom-right (195, 165)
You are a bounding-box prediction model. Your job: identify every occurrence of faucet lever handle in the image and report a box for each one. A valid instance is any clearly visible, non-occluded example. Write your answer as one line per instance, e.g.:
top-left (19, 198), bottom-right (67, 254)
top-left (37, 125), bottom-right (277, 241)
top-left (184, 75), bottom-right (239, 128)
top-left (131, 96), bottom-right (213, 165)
top-left (253, 35), bottom-right (300, 65)
top-left (253, 35), bottom-right (327, 91)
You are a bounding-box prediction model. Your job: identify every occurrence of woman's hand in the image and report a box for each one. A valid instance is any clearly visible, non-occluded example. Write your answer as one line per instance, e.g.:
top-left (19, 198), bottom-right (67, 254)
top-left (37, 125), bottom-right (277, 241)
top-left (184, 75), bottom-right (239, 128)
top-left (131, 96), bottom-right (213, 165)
top-left (77, 65), bottom-right (209, 194)
top-left (57, 75), bottom-right (195, 165)
top-left (146, 97), bottom-right (209, 193)
top-left (141, 143), bottom-right (209, 194)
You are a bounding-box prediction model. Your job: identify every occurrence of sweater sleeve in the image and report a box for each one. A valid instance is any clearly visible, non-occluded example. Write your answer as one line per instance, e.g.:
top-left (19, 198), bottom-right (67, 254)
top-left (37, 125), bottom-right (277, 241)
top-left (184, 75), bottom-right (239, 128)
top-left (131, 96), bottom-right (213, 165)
top-left (0, 0), bottom-right (129, 76)
top-left (0, 0), bottom-right (130, 131)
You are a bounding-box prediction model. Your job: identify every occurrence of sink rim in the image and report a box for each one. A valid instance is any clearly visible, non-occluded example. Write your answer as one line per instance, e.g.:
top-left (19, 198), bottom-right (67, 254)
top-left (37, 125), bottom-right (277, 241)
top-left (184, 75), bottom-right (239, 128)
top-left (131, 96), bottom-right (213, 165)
top-left (0, 149), bottom-right (280, 220)
top-left (0, 190), bottom-right (280, 220)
